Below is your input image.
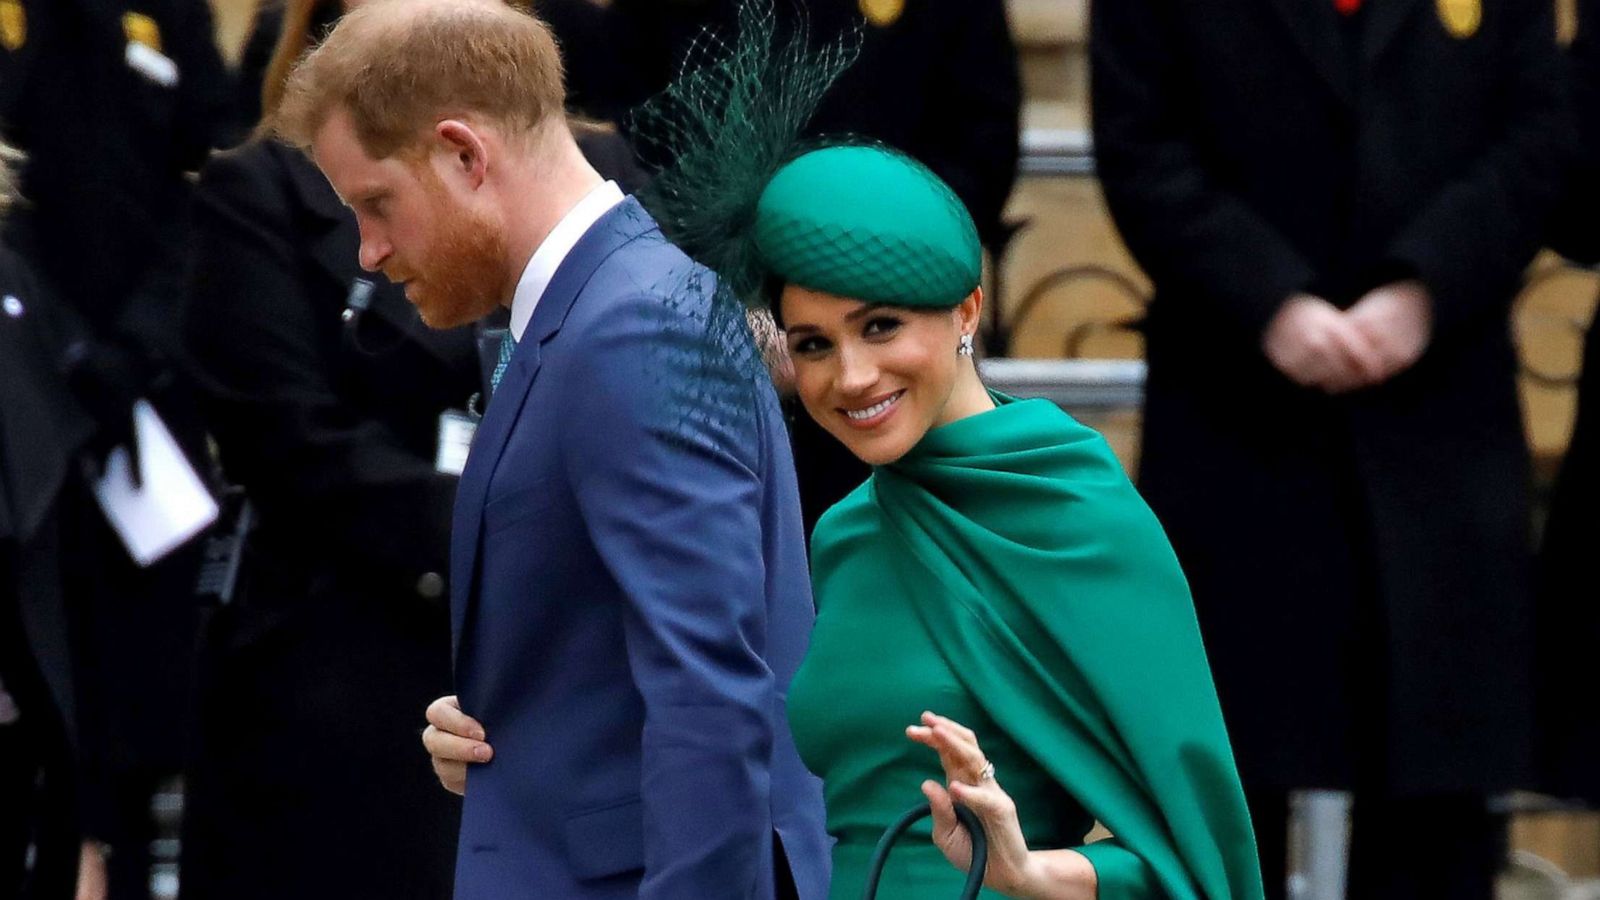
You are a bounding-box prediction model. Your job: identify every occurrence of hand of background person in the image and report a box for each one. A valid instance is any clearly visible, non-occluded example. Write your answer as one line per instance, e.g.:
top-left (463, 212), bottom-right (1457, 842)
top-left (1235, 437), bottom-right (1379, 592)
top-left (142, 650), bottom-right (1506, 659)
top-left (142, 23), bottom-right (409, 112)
top-left (422, 695), bottom-right (493, 796)
top-left (61, 337), bottom-right (155, 488)
top-left (747, 308), bottom-right (796, 396)
top-left (1262, 294), bottom-right (1387, 394)
top-left (1344, 279), bottom-right (1433, 383)
top-left (908, 712), bottom-right (1096, 900)
top-left (75, 840), bottom-right (108, 900)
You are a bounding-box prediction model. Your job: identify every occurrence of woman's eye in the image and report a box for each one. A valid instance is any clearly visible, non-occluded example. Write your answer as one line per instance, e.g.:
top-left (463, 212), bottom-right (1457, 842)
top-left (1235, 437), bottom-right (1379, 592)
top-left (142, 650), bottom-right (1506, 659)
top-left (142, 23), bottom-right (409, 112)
top-left (863, 316), bottom-right (902, 338)
top-left (790, 336), bottom-right (830, 356)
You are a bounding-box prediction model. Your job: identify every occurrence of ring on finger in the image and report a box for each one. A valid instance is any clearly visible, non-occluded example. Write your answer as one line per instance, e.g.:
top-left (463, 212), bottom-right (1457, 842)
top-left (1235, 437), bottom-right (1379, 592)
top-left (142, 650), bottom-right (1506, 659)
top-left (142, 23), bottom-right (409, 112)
top-left (975, 761), bottom-right (995, 783)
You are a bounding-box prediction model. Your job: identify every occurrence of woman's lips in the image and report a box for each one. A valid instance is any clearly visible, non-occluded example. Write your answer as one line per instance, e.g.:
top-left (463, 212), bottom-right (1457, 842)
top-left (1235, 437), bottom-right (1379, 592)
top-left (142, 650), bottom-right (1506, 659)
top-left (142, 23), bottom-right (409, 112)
top-left (838, 390), bottom-right (905, 429)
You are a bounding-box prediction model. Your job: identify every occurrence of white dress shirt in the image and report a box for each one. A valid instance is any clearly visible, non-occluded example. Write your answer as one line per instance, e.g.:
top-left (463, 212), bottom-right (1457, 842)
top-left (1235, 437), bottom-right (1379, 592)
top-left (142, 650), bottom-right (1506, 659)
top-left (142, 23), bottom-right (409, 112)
top-left (508, 181), bottom-right (626, 342)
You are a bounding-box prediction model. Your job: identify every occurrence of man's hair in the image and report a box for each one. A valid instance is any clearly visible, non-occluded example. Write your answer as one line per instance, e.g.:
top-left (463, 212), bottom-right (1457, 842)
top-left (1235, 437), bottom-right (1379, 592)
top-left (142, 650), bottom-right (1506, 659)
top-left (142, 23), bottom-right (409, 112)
top-left (274, 0), bottom-right (567, 158)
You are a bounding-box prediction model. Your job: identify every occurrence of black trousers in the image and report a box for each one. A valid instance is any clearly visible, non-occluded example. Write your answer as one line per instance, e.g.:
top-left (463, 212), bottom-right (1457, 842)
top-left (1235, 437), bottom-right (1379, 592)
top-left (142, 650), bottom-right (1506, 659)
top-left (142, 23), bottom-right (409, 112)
top-left (0, 585), bottom-right (79, 900)
top-left (1250, 789), bottom-right (1504, 900)
top-left (1242, 443), bottom-right (1505, 900)
top-left (0, 720), bottom-right (79, 900)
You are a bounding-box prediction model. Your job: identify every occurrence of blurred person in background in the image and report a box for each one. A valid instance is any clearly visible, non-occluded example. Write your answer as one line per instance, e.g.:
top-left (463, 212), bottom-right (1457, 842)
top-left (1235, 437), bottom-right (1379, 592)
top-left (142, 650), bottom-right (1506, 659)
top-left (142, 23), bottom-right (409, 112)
top-left (1537, 0), bottom-right (1600, 811)
top-left (0, 143), bottom-right (98, 900)
top-left (1091, 0), bottom-right (1575, 897)
top-left (598, 0), bottom-right (1020, 248)
top-left (1, 2), bottom-right (235, 896)
top-left (179, 2), bottom-right (648, 897)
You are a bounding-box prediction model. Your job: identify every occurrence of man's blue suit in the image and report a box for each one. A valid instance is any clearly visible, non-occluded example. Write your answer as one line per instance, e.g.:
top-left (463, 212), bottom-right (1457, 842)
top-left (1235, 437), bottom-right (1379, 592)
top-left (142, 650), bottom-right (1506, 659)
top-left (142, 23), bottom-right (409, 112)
top-left (449, 197), bottom-right (830, 899)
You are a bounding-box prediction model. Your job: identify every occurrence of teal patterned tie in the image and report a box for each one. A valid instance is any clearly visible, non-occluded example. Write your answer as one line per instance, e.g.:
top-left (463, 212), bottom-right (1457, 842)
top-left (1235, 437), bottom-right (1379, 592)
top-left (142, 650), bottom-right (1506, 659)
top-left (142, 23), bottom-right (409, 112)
top-left (491, 331), bottom-right (517, 391)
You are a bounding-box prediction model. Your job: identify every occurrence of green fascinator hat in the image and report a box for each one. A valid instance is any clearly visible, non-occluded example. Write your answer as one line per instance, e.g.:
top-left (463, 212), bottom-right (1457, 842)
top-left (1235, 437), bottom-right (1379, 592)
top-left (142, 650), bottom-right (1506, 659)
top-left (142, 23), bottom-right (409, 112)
top-left (754, 145), bottom-right (982, 308)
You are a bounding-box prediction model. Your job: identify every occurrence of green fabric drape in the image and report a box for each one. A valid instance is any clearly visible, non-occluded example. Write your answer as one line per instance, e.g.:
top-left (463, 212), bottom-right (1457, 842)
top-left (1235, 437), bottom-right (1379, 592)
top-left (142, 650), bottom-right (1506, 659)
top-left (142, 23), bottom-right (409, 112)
top-left (868, 394), bottom-right (1263, 900)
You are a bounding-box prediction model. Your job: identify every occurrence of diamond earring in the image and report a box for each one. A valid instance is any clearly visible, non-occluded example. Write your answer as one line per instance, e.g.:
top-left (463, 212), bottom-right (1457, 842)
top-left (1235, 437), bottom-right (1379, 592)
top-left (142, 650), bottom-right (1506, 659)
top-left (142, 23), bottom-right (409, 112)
top-left (957, 333), bottom-right (975, 358)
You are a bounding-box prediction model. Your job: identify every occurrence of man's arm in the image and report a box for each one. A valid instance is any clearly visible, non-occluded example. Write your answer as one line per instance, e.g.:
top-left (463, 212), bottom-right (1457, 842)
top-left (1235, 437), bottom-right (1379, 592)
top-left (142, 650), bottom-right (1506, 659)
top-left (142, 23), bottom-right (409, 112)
top-left (562, 293), bottom-right (777, 899)
top-left (1548, 0), bottom-right (1600, 264)
top-left (920, 0), bottom-right (1022, 245)
top-left (1383, 0), bottom-right (1577, 335)
top-left (1089, 0), bottom-right (1316, 338)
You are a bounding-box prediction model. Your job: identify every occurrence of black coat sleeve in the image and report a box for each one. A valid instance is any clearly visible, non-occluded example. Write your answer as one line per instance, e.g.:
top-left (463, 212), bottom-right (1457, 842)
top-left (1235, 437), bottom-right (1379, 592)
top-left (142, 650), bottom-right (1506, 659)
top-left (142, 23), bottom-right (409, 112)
top-left (1384, 0), bottom-right (1577, 333)
top-left (1548, 0), bottom-right (1600, 263)
top-left (169, 0), bottom-right (241, 168)
top-left (918, 0), bottom-right (1020, 246)
top-left (231, 2), bottom-right (285, 136)
top-left (184, 147), bottom-right (456, 591)
top-left (1090, 0), bottom-right (1318, 337)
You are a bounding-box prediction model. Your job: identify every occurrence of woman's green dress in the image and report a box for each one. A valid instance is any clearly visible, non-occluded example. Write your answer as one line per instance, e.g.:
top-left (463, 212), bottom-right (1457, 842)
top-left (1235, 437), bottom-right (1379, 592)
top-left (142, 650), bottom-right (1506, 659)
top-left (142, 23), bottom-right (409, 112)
top-left (787, 395), bottom-right (1263, 900)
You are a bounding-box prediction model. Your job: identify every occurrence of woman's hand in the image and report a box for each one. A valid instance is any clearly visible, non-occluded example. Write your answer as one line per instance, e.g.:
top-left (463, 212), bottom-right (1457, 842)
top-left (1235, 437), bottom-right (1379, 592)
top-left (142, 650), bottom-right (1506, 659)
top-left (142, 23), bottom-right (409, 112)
top-left (908, 711), bottom-right (1097, 900)
top-left (422, 695), bottom-right (493, 796)
top-left (908, 711), bottom-right (1037, 894)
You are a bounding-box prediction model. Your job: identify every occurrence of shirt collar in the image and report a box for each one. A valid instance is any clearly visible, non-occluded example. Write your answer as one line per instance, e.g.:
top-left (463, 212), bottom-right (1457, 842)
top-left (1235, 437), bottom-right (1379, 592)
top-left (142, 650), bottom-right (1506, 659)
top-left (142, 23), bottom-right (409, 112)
top-left (508, 181), bottom-right (626, 341)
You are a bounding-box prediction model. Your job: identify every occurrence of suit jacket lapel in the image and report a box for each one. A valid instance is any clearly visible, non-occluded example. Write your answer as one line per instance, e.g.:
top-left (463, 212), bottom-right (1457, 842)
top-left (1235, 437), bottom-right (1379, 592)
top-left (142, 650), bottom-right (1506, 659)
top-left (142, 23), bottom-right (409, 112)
top-left (1264, 0), bottom-right (1357, 107)
top-left (450, 197), bottom-right (659, 660)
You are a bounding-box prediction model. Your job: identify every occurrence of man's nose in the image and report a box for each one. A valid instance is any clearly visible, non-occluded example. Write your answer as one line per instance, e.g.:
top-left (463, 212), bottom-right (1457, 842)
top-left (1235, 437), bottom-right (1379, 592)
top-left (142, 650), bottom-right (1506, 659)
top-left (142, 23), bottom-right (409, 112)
top-left (358, 230), bottom-right (391, 272)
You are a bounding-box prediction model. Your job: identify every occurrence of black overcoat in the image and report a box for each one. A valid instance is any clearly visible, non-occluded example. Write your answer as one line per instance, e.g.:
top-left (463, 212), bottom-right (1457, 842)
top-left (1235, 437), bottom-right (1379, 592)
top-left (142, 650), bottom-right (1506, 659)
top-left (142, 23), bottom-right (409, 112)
top-left (179, 141), bottom-right (474, 900)
top-left (0, 0), bottom-right (233, 804)
top-left (598, 0), bottom-right (1021, 245)
top-left (0, 246), bottom-right (95, 900)
top-left (1092, 0), bottom-right (1575, 793)
top-left (0, 246), bottom-right (94, 750)
top-left (1537, 0), bottom-right (1600, 806)
top-left (1535, 314), bottom-right (1600, 804)
top-left (0, 0), bottom-right (234, 338)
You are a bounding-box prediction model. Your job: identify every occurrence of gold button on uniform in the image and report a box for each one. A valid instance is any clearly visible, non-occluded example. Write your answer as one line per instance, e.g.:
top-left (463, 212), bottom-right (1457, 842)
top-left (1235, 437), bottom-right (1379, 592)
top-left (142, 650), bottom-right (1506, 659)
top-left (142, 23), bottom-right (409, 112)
top-left (859, 0), bottom-right (904, 29)
top-left (122, 11), bottom-right (161, 52)
top-left (0, 0), bottom-right (26, 52)
top-left (1437, 0), bottom-right (1480, 39)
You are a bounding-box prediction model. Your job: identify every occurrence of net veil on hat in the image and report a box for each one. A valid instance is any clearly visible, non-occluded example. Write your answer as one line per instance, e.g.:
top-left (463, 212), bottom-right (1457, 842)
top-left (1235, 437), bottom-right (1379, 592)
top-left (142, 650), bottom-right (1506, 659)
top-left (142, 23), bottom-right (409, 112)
top-left (632, 1), bottom-right (982, 317)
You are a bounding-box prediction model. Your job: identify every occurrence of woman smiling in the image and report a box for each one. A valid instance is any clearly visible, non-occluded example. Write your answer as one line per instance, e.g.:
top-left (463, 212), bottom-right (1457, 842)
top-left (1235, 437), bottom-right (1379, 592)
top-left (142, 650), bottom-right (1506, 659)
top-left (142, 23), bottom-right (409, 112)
top-left (756, 144), bottom-right (1263, 900)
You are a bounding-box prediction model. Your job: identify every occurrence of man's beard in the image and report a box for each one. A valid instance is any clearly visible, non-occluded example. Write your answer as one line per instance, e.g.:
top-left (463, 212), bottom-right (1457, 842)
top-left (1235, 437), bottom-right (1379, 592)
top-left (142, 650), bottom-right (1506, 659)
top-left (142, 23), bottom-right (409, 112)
top-left (400, 195), bottom-right (508, 330)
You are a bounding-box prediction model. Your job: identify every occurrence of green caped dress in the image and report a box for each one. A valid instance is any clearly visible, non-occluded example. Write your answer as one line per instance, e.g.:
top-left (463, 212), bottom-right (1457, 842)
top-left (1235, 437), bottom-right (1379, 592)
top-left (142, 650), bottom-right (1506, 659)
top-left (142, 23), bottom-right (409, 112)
top-left (787, 394), bottom-right (1264, 900)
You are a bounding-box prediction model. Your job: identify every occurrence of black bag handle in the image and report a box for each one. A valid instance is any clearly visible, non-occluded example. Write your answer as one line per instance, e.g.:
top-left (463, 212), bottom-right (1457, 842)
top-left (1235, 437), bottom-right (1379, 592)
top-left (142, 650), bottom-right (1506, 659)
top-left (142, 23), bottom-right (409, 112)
top-left (860, 802), bottom-right (989, 900)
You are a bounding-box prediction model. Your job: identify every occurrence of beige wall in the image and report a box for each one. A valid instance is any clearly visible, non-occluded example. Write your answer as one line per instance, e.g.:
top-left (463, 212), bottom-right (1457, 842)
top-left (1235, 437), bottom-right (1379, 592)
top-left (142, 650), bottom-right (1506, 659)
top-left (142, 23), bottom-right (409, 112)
top-left (208, 0), bottom-right (259, 62)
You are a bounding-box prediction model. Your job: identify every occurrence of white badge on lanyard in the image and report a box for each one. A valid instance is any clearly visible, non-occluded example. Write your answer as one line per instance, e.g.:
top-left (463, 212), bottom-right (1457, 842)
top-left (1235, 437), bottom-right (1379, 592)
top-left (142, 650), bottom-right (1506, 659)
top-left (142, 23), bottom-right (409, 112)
top-left (436, 409), bottom-right (478, 476)
top-left (125, 40), bottom-right (178, 88)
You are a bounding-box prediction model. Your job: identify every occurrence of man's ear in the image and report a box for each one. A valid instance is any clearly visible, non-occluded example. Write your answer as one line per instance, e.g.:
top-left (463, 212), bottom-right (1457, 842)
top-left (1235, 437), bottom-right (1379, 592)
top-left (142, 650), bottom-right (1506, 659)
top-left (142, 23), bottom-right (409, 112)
top-left (434, 119), bottom-right (489, 190)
